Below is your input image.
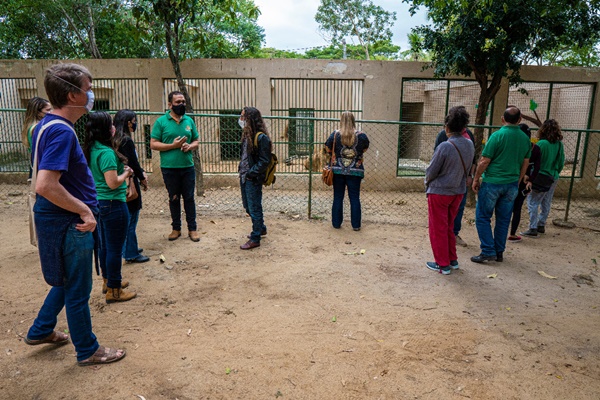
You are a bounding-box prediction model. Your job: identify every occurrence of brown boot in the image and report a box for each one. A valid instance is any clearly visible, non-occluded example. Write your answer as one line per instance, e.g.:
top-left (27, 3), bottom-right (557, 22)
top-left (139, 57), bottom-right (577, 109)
top-left (102, 278), bottom-right (129, 294)
top-left (106, 287), bottom-right (137, 304)
top-left (168, 230), bottom-right (181, 241)
top-left (189, 230), bottom-right (200, 242)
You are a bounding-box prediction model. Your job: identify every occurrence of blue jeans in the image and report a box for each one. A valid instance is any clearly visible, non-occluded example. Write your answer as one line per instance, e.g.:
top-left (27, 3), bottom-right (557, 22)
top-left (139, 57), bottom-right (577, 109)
top-left (332, 174), bottom-right (362, 229)
top-left (161, 167), bottom-right (197, 231)
top-left (527, 180), bottom-right (558, 229)
top-left (475, 181), bottom-right (518, 256)
top-left (453, 187), bottom-right (468, 235)
top-left (98, 200), bottom-right (129, 289)
top-left (122, 208), bottom-right (140, 260)
top-left (240, 178), bottom-right (266, 243)
top-left (28, 223), bottom-right (99, 362)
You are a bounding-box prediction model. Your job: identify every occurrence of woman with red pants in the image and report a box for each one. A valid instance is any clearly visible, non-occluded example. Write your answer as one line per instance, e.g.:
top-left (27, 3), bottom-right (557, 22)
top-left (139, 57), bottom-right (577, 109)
top-left (425, 106), bottom-right (475, 275)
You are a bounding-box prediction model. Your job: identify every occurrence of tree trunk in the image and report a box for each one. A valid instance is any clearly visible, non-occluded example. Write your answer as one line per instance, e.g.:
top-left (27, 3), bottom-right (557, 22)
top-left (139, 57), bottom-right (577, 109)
top-left (86, 5), bottom-right (102, 59)
top-left (164, 21), bottom-right (205, 196)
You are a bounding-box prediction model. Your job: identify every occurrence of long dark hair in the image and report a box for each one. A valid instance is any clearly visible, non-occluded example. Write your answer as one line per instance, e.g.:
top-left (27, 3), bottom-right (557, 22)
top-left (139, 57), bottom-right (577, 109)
top-left (21, 97), bottom-right (50, 148)
top-left (538, 119), bottom-right (563, 143)
top-left (241, 106), bottom-right (269, 151)
top-left (113, 109), bottom-right (137, 148)
top-left (83, 111), bottom-right (127, 165)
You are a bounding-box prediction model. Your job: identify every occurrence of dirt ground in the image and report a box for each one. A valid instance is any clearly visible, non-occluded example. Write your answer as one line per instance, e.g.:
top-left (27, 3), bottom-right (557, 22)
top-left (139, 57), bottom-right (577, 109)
top-left (1, 199), bottom-right (599, 400)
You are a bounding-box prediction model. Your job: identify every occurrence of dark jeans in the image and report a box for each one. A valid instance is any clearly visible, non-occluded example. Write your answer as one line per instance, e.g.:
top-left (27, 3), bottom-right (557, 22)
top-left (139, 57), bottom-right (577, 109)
top-left (332, 174), bottom-right (362, 229)
top-left (475, 181), bottom-right (518, 256)
top-left (98, 200), bottom-right (129, 289)
top-left (510, 183), bottom-right (527, 236)
top-left (161, 167), bottom-right (197, 231)
top-left (28, 222), bottom-right (99, 362)
top-left (122, 208), bottom-right (141, 260)
top-left (453, 188), bottom-right (468, 236)
top-left (240, 178), bottom-right (266, 243)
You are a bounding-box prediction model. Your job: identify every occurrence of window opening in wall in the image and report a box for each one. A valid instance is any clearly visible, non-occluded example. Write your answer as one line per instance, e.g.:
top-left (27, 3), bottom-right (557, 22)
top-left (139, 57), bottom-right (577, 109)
top-left (219, 110), bottom-right (242, 161)
top-left (288, 108), bottom-right (315, 157)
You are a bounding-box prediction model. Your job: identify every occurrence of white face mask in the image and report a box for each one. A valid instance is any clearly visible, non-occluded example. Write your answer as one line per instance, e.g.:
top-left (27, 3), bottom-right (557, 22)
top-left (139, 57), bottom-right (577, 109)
top-left (84, 90), bottom-right (95, 112)
top-left (238, 118), bottom-right (245, 129)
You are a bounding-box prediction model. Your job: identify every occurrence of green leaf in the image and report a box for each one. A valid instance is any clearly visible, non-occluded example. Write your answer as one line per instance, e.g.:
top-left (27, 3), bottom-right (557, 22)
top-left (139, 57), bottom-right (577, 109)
top-left (530, 99), bottom-right (538, 111)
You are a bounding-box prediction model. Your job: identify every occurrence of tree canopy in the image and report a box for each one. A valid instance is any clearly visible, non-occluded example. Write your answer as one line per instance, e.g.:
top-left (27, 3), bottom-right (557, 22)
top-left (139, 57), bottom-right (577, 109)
top-left (0, 0), bottom-right (264, 60)
top-left (404, 0), bottom-right (600, 153)
top-left (315, 0), bottom-right (396, 60)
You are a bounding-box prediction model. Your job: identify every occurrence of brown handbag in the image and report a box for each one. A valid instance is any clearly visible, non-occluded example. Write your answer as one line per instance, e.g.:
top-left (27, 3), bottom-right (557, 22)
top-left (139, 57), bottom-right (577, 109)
top-left (322, 132), bottom-right (337, 186)
top-left (126, 177), bottom-right (138, 202)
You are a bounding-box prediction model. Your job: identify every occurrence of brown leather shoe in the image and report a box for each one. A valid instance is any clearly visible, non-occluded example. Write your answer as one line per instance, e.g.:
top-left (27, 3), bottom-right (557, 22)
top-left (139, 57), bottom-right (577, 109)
top-left (240, 240), bottom-right (260, 250)
top-left (189, 230), bottom-right (200, 242)
top-left (102, 278), bottom-right (129, 294)
top-left (168, 230), bottom-right (181, 241)
top-left (106, 287), bottom-right (137, 304)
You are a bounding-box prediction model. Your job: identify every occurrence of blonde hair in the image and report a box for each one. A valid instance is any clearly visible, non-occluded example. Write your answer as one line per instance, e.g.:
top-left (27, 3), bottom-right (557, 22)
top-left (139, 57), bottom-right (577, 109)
top-left (339, 111), bottom-right (356, 147)
top-left (21, 97), bottom-right (50, 149)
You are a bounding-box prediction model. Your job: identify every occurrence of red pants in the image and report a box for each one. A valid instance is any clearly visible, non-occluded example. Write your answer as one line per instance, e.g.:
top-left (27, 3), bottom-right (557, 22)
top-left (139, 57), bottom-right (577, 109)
top-left (428, 193), bottom-right (463, 267)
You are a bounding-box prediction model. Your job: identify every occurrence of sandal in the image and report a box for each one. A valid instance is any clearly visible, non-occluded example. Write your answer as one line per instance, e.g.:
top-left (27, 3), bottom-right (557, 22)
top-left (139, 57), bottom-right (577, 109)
top-left (78, 346), bottom-right (126, 366)
top-left (24, 330), bottom-right (69, 346)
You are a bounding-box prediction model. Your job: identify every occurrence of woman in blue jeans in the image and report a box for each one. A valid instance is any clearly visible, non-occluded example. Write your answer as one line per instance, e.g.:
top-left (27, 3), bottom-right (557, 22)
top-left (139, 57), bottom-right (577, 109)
top-left (114, 109), bottom-right (149, 263)
top-left (83, 112), bottom-right (136, 303)
top-left (521, 119), bottom-right (565, 237)
top-left (238, 106), bottom-right (272, 250)
top-left (325, 112), bottom-right (370, 230)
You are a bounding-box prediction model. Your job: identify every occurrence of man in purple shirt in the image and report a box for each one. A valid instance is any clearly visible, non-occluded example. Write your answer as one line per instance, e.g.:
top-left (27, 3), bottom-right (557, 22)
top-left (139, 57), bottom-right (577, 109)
top-left (25, 63), bottom-right (125, 366)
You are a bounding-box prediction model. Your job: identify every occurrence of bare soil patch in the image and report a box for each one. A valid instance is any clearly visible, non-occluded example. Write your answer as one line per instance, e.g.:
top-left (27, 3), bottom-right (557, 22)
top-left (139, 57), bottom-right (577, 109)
top-left (1, 199), bottom-right (599, 399)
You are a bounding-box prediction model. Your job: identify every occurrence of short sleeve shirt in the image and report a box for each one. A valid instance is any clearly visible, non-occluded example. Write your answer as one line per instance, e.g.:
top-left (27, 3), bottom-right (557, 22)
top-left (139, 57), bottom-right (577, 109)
top-left (482, 125), bottom-right (532, 184)
top-left (151, 111), bottom-right (199, 168)
top-left (89, 141), bottom-right (126, 201)
top-left (32, 114), bottom-right (97, 208)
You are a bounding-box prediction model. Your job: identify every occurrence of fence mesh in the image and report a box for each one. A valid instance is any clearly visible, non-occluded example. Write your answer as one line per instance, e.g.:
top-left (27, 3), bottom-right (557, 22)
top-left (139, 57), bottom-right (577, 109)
top-left (0, 109), bottom-right (598, 230)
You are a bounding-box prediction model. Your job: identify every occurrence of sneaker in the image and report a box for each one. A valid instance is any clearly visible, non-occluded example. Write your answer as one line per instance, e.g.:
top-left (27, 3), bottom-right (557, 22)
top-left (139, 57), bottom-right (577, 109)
top-left (450, 260), bottom-right (459, 270)
top-left (455, 235), bottom-right (467, 247)
top-left (470, 253), bottom-right (497, 263)
top-left (537, 225), bottom-right (545, 234)
top-left (426, 261), bottom-right (451, 275)
top-left (520, 229), bottom-right (538, 238)
top-left (508, 235), bottom-right (522, 242)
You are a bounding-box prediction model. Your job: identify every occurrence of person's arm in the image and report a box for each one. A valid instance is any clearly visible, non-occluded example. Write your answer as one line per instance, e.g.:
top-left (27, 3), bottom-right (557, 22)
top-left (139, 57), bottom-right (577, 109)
top-left (36, 169), bottom-right (96, 232)
top-left (121, 139), bottom-right (145, 179)
top-left (434, 130), bottom-right (446, 150)
top-left (472, 156), bottom-right (491, 193)
top-left (181, 139), bottom-right (199, 153)
top-left (246, 134), bottom-right (271, 179)
top-left (519, 158), bottom-right (530, 184)
top-left (104, 166), bottom-right (133, 190)
top-left (150, 136), bottom-right (186, 151)
top-left (425, 145), bottom-right (445, 187)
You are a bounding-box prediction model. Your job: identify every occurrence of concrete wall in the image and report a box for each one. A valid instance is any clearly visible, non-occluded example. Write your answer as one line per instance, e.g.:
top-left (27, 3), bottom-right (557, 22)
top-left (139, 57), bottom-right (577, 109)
top-left (0, 59), bottom-right (598, 194)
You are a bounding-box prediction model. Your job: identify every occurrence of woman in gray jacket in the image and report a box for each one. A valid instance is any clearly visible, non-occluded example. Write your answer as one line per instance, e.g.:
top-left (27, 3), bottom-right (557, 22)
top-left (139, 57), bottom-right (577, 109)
top-left (424, 106), bottom-right (475, 275)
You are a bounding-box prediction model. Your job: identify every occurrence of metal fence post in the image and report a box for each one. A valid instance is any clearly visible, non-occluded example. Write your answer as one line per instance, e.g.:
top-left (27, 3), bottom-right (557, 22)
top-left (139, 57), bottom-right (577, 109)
top-left (307, 128), bottom-right (314, 219)
top-left (563, 130), bottom-right (582, 223)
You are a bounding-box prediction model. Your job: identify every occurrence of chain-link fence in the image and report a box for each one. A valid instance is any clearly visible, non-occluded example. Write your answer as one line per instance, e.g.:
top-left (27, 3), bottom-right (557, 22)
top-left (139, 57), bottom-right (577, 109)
top-left (0, 110), bottom-right (599, 230)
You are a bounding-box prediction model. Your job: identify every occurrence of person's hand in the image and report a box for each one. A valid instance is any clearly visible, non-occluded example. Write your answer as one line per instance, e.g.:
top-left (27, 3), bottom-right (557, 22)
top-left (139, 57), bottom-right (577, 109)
top-left (173, 136), bottom-right (186, 149)
top-left (76, 209), bottom-right (97, 232)
top-left (472, 179), bottom-right (481, 194)
top-left (124, 165), bottom-right (134, 177)
top-left (181, 143), bottom-right (190, 152)
top-left (140, 179), bottom-right (148, 191)
top-left (526, 181), bottom-right (532, 191)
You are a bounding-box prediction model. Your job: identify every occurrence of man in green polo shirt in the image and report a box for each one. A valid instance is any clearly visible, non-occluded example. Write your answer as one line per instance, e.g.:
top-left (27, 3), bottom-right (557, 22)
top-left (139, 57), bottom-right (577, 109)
top-left (150, 91), bottom-right (200, 242)
top-left (471, 106), bottom-right (531, 263)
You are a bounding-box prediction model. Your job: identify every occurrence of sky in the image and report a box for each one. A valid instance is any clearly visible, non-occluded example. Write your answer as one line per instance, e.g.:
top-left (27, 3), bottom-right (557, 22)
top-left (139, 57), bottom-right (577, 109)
top-left (253, 0), bottom-right (429, 53)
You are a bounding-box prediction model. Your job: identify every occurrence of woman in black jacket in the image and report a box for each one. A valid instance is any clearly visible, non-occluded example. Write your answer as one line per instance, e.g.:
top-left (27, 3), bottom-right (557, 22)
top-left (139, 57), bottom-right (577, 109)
top-left (114, 109), bottom-right (149, 263)
top-left (238, 107), bottom-right (272, 250)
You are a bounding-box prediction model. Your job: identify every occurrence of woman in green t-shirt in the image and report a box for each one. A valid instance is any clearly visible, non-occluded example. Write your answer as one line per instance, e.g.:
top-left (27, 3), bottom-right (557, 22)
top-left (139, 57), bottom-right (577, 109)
top-left (83, 112), bottom-right (136, 304)
top-left (522, 119), bottom-right (565, 237)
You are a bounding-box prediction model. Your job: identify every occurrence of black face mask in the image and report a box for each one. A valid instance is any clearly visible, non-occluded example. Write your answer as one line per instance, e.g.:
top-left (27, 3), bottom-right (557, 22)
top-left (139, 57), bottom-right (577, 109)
top-left (131, 122), bottom-right (137, 132)
top-left (172, 104), bottom-right (186, 116)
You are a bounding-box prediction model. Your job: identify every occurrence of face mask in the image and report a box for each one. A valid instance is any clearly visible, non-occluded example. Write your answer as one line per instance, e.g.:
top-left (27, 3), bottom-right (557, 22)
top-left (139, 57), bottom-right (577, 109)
top-left (172, 104), bottom-right (186, 116)
top-left (131, 122), bottom-right (137, 132)
top-left (84, 90), bottom-right (95, 112)
top-left (238, 118), bottom-right (245, 129)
